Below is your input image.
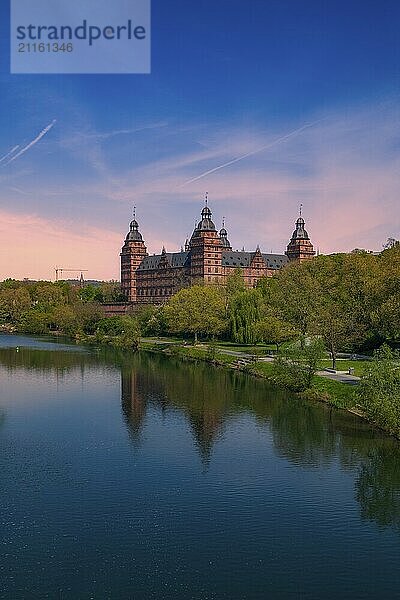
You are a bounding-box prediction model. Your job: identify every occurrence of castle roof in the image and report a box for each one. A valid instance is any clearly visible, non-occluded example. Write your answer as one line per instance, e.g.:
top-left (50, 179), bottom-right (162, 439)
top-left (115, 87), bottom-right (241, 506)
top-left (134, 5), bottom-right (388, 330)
top-left (222, 251), bottom-right (288, 269)
top-left (137, 249), bottom-right (288, 271)
top-left (137, 251), bottom-right (190, 271)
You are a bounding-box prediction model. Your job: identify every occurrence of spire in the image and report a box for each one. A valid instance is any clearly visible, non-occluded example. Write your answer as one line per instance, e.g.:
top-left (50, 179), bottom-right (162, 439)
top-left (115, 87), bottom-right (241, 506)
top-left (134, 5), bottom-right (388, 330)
top-left (133, 205), bottom-right (136, 220)
top-left (205, 191), bottom-right (208, 206)
top-left (299, 203), bottom-right (303, 218)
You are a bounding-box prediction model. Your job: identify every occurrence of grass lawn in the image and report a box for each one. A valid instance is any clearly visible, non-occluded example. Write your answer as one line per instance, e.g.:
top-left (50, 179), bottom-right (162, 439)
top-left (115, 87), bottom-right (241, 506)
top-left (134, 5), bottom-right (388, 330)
top-left (310, 375), bottom-right (357, 408)
top-left (215, 342), bottom-right (276, 353)
top-left (317, 359), bottom-right (371, 377)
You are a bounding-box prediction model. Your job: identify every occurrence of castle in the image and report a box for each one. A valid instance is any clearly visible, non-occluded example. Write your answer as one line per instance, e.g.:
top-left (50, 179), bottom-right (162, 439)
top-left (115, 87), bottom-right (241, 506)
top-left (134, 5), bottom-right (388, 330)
top-left (120, 199), bottom-right (315, 303)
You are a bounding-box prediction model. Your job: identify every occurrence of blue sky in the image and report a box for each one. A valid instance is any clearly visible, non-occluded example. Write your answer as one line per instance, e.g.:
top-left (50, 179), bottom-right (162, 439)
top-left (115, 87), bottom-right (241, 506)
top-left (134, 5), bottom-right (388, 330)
top-left (0, 0), bottom-right (399, 279)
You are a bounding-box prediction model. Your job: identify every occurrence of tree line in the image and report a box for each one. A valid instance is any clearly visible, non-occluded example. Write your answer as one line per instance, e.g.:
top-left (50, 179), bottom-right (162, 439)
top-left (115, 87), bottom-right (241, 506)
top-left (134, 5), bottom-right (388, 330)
top-left (1, 244), bottom-right (399, 355)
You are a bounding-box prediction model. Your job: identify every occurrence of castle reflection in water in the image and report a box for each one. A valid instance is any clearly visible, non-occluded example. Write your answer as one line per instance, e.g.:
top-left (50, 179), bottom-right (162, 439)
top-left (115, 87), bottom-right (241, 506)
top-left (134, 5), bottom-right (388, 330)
top-left (1, 344), bottom-right (400, 532)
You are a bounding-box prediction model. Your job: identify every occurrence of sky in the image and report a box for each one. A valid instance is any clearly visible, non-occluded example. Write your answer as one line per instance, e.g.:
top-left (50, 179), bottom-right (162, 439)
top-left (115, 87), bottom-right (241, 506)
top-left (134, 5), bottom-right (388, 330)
top-left (0, 0), bottom-right (399, 280)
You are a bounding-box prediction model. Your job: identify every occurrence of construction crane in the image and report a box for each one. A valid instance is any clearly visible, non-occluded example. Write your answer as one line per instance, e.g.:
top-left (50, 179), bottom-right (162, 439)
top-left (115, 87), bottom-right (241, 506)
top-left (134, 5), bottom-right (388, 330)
top-left (55, 267), bottom-right (88, 283)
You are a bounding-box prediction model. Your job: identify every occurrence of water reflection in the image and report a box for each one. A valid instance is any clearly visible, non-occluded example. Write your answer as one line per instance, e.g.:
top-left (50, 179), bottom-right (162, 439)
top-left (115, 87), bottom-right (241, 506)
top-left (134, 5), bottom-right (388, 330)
top-left (356, 447), bottom-right (400, 531)
top-left (0, 342), bottom-right (400, 532)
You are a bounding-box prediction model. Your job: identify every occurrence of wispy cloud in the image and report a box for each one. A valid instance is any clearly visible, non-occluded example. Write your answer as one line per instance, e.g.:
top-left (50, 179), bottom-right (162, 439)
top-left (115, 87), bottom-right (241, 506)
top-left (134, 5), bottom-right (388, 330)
top-left (72, 121), bottom-right (169, 142)
top-left (0, 99), bottom-right (399, 279)
top-left (179, 119), bottom-right (325, 187)
top-left (4, 120), bottom-right (57, 166)
top-left (0, 145), bottom-right (19, 164)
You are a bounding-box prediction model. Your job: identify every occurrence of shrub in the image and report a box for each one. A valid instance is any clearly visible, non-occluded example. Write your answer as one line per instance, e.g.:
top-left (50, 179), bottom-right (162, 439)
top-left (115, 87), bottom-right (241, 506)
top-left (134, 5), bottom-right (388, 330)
top-left (358, 345), bottom-right (400, 436)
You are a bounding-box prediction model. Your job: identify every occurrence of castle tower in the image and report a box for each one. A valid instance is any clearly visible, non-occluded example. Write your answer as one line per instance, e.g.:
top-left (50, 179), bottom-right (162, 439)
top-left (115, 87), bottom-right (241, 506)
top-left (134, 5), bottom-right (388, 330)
top-left (219, 218), bottom-right (232, 250)
top-left (120, 213), bottom-right (148, 302)
top-left (189, 197), bottom-right (224, 284)
top-left (286, 208), bottom-right (315, 262)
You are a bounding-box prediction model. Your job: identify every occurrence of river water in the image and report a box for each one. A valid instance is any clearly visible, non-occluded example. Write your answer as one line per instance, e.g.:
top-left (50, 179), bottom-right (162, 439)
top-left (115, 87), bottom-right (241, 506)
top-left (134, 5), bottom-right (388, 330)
top-left (1, 335), bottom-right (400, 599)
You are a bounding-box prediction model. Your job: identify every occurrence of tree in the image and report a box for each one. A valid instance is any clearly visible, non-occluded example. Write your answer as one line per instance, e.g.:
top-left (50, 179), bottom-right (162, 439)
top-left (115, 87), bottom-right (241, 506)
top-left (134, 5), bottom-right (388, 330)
top-left (79, 285), bottom-right (104, 303)
top-left (132, 305), bottom-right (166, 337)
top-left (30, 282), bottom-right (66, 309)
top-left (164, 285), bottom-right (227, 342)
top-left (311, 302), bottom-right (361, 370)
top-left (372, 295), bottom-right (400, 343)
top-left (74, 302), bottom-right (104, 335)
top-left (255, 313), bottom-right (297, 352)
top-left (357, 345), bottom-right (400, 437)
top-left (271, 339), bottom-right (325, 391)
top-left (0, 287), bottom-right (31, 324)
top-left (226, 268), bottom-right (246, 297)
top-left (50, 305), bottom-right (78, 335)
top-left (228, 288), bottom-right (263, 344)
top-left (265, 262), bottom-right (319, 339)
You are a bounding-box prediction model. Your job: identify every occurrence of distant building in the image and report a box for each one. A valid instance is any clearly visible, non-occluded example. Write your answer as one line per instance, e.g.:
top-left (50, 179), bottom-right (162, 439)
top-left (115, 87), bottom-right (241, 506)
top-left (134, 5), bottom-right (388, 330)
top-left (120, 201), bottom-right (315, 303)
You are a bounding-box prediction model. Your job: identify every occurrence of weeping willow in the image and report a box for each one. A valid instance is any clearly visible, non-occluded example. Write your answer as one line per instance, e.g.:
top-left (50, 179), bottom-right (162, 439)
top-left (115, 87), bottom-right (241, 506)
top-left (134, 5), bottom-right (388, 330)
top-left (229, 288), bottom-right (262, 344)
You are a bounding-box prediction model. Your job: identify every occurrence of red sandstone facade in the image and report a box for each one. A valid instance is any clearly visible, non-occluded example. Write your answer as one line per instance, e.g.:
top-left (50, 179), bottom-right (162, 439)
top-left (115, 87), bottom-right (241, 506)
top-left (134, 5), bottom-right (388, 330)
top-left (120, 202), bottom-right (315, 304)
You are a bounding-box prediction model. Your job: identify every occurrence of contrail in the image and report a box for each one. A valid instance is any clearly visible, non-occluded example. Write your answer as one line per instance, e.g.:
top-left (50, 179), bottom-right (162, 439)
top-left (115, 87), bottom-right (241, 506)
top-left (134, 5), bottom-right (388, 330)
top-left (0, 145), bottom-right (20, 164)
top-left (5, 120), bottom-right (56, 165)
top-left (179, 119), bottom-right (324, 187)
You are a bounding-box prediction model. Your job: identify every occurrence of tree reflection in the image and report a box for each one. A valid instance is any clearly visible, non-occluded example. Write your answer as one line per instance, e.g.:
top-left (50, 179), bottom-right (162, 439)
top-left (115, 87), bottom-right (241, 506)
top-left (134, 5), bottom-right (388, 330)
top-left (1, 342), bottom-right (400, 531)
top-left (356, 446), bottom-right (400, 531)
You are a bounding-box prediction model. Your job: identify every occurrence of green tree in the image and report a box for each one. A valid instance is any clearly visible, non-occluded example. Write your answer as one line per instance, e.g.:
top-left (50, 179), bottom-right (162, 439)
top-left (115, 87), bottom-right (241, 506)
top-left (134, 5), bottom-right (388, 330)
top-left (265, 262), bottom-right (319, 339)
top-left (228, 288), bottom-right (262, 344)
top-left (271, 339), bottom-right (325, 391)
top-left (226, 268), bottom-right (246, 297)
top-left (0, 287), bottom-right (31, 323)
top-left (357, 345), bottom-right (400, 437)
top-left (164, 285), bottom-right (227, 342)
top-left (255, 313), bottom-right (297, 352)
top-left (50, 305), bottom-right (78, 335)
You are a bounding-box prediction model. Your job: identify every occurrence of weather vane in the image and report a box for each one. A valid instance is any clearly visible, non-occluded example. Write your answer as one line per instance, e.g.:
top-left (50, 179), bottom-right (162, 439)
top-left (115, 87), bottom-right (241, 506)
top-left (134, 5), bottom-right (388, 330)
top-left (299, 203), bottom-right (303, 217)
top-left (133, 205), bottom-right (136, 219)
top-left (205, 191), bottom-right (208, 205)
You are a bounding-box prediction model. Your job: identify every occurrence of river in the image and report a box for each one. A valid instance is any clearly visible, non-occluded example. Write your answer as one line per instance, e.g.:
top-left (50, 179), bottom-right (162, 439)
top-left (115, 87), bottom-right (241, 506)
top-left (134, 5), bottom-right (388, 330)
top-left (1, 335), bottom-right (400, 599)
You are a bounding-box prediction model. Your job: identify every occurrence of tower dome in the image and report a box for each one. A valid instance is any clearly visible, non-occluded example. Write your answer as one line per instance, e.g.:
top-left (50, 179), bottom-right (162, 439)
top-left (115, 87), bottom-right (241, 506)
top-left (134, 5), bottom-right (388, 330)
top-left (197, 203), bottom-right (216, 231)
top-left (291, 216), bottom-right (309, 240)
top-left (219, 221), bottom-right (231, 249)
top-left (127, 218), bottom-right (143, 241)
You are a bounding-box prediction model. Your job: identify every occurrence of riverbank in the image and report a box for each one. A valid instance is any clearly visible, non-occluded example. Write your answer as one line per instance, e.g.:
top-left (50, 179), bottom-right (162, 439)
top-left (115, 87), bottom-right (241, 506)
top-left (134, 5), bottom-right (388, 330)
top-left (139, 341), bottom-right (400, 438)
top-left (139, 339), bottom-right (357, 409)
top-left (4, 330), bottom-right (392, 438)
